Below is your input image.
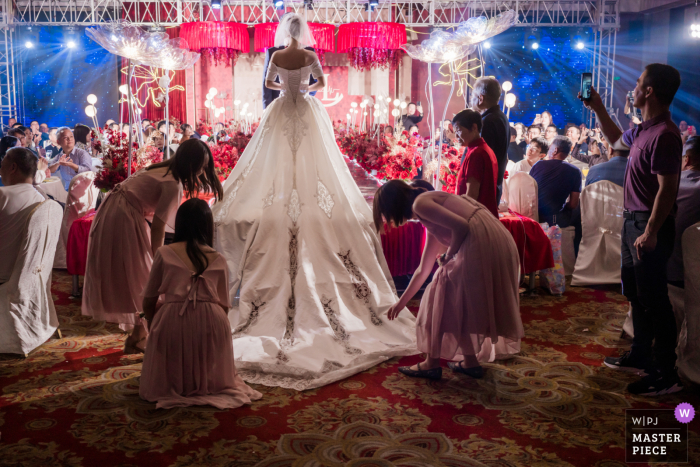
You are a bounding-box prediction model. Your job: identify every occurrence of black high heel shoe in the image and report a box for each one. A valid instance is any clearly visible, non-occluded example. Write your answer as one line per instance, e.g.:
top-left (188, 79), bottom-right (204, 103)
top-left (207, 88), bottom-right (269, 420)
top-left (448, 361), bottom-right (484, 379)
top-left (398, 362), bottom-right (442, 380)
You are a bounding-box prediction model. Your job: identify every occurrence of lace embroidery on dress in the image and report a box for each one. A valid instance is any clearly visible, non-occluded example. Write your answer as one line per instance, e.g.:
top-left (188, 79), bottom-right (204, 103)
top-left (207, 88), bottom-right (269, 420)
top-left (233, 298), bottom-right (266, 336)
top-left (338, 249), bottom-right (383, 326)
top-left (321, 296), bottom-right (362, 355)
top-left (263, 184), bottom-right (274, 208)
top-left (283, 227), bottom-right (300, 345)
top-left (286, 189), bottom-right (302, 223)
top-left (321, 360), bottom-right (344, 374)
top-left (315, 178), bottom-right (334, 218)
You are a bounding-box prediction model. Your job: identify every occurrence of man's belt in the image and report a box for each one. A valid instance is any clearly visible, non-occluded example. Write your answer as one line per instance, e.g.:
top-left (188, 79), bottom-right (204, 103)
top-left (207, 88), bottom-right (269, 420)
top-left (623, 210), bottom-right (651, 221)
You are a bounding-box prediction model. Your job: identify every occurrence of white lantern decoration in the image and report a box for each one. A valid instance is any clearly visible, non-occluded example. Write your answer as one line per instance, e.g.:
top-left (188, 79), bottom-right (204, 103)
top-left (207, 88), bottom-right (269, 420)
top-left (85, 105), bottom-right (96, 117)
top-left (505, 93), bottom-right (517, 108)
top-left (374, 104), bottom-right (380, 110)
top-left (385, 97), bottom-right (392, 103)
top-left (391, 109), bottom-right (400, 116)
top-left (118, 84), bottom-right (129, 95)
top-left (234, 100), bottom-right (241, 106)
top-left (360, 102), bottom-right (366, 108)
top-left (87, 94), bottom-right (98, 104)
top-left (393, 99), bottom-right (400, 106)
top-left (204, 100), bottom-right (212, 109)
top-left (400, 102), bottom-right (408, 109)
top-left (502, 81), bottom-right (513, 92)
top-left (363, 111), bottom-right (368, 116)
top-left (351, 102), bottom-right (358, 108)
top-left (209, 87), bottom-right (218, 95)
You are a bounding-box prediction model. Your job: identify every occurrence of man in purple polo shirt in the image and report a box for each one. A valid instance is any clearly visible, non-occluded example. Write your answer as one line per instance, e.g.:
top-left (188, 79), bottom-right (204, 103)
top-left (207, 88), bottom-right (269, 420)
top-left (581, 63), bottom-right (683, 396)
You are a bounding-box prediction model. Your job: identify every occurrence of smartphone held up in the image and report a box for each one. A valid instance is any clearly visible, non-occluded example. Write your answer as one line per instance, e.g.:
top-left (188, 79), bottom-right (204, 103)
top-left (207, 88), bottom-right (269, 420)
top-left (580, 73), bottom-right (593, 101)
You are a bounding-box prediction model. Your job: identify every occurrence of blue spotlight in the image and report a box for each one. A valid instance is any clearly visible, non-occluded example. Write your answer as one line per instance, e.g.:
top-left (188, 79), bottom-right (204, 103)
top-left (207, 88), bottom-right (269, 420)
top-left (212, 0), bottom-right (221, 9)
top-left (483, 41), bottom-right (491, 49)
top-left (531, 42), bottom-right (539, 50)
top-left (25, 41), bottom-right (34, 49)
top-left (274, 0), bottom-right (284, 9)
top-left (576, 41), bottom-right (584, 50)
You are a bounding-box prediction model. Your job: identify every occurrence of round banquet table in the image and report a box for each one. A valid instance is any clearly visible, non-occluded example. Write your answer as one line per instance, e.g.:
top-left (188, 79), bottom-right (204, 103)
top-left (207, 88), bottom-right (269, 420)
top-left (380, 212), bottom-right (554, 277)
top-left (37, 176), bottom-right (68, 203)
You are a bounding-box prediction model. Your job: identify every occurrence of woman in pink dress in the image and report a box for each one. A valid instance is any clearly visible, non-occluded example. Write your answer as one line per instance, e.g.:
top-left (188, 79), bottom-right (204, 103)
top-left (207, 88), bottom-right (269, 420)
top-left (373, 180), bottom-right (523, 380)
top-left (82, 139), bottom-right (224, 354)
top-left (139, 199), bottom-right (262, 409)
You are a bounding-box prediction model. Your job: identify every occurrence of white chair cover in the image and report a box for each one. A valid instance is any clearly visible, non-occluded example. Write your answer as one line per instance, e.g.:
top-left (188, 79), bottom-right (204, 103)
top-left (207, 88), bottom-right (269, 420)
top-left (53, 172), bottom-right (99, 269)
top-left (561, 226), bottom-right (576, 276)
top-left (0, 200), bottom-right (62, 355)
top-left (507, 171), bottom-right (538, 221)
top-left (571, 181), bottom-right (624, 285)
top-left (499, 160), bottom-right (517, 211)
top-left (677, 222), bottom-right (700, 384)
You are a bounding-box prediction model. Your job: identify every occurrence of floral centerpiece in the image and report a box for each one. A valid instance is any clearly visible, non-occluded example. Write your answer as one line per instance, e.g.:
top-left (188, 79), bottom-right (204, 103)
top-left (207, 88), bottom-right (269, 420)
top-left (94, 129), bottom-right (162, 192)
top-left (424, 144), bottom-right (461, 193)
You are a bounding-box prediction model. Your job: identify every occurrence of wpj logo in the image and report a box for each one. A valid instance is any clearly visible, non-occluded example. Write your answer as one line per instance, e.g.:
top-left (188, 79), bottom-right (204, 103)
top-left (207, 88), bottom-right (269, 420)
top-left (625, 404), bottom-right (692, 463)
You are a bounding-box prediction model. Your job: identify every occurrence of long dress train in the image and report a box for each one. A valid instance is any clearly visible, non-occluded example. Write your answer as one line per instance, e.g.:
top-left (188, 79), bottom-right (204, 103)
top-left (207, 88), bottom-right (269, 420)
top-left (212, 60), bottom-right (417, 390)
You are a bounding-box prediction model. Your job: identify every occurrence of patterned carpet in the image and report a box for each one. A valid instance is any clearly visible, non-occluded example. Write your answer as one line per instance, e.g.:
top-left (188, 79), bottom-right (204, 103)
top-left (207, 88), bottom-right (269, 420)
top-left (1, 271), bottom-right (699, 466)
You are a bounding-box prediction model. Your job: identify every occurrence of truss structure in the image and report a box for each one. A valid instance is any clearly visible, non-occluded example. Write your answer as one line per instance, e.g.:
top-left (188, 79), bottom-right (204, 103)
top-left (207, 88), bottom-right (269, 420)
top-left (0, 0), bottom-right (619, 122)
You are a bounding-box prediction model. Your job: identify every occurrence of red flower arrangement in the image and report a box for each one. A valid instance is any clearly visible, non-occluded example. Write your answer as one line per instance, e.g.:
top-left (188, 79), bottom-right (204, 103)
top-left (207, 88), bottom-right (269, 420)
top-left (94, 130), bottom-right (163, 192)
top-left (208, 130), bottom-right (254, 181)
top-left (335, 124), bottom-right (422, 182)
top-left (347, 48), bottom-right (402, 71)
top-left (438, 145), bottom-right (461, 194)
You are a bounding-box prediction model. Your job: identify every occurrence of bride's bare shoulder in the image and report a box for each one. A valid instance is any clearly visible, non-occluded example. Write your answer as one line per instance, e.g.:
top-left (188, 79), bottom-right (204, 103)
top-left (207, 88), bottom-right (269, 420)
top-left (303, 49), bottom-right (319, 66)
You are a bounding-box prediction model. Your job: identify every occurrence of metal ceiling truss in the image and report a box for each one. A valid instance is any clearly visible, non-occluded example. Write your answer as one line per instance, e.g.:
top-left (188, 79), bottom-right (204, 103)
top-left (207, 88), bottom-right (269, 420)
top-left (4, 1), bottom-right (619, 28)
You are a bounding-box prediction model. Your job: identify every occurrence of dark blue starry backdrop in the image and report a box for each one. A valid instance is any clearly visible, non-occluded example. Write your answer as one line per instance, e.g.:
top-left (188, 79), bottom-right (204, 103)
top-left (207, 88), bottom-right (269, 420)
top-left (18, 26), bottom-right (119, 127)
top-left (482, 26), bottom-right (593, 129)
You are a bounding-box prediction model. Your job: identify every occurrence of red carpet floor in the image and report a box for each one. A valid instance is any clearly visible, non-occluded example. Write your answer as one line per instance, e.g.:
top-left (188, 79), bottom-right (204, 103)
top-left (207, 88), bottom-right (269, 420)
top-left (1, 272), bottom-right (699, 466)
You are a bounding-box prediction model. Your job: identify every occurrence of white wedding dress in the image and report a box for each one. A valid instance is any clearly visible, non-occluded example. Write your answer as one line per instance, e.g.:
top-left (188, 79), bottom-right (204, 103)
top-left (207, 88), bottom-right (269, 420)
top-left (212, 60), bottom-right (417, 391)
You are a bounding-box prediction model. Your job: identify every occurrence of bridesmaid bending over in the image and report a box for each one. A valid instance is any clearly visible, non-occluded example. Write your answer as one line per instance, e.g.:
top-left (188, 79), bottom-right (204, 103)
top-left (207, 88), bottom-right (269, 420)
top-left (82, 139), bottom-right (224, 354)
top-left (374, 180), bottom-right (523, 380)
top-left (139, 199), bottom-right (262, 409)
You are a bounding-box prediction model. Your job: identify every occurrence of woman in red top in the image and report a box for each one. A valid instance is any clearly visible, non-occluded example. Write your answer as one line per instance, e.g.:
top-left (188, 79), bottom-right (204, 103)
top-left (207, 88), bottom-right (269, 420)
top-left (454, 109), bottom-right (499, 217)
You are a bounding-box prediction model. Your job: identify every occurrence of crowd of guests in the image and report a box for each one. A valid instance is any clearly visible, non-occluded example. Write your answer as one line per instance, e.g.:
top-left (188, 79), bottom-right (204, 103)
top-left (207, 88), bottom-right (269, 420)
top-left (1, 61), bottom-right (699, 409)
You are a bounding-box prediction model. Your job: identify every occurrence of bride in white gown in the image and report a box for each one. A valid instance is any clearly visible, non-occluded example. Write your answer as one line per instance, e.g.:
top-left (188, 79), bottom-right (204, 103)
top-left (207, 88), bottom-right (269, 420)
top-left (212, 13), bottom-right (417, 391)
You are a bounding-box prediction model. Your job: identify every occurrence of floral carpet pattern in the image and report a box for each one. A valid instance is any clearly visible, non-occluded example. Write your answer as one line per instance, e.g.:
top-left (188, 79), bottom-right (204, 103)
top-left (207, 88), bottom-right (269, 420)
top-left (1, 271), bottom-right (699, 466)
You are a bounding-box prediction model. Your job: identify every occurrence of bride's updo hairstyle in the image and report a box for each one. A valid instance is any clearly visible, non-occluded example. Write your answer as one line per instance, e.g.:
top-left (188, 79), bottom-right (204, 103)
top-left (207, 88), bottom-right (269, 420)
top-left (373, 179), bottom-right (431, 233)
top-left (274, 13), bottom-right (317, 49)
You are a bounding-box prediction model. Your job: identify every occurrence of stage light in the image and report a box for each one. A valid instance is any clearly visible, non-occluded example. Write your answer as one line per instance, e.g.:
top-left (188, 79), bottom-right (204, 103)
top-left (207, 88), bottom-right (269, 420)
top-left (119, 85), bottom-right (129, 95)
top-left (67, 40), bottom-right (76, 48)
top-left (502, 81), bottom-right (512, 92)
top-left (25, 41), bottom-right (33, 48)
top-left (691, 24), bottom-right (700, 39)
top-left (212, 0), bottom-right (221, 9)
top-left (531, 42), bottom-right (539, 50)
top-left (483, 41), bottom-right (491, 49)
top-left (275, 0), bottom-right (284, 9)
top-left (576, 41), bottom-right (584, 50)
top-left (87, 94), bottom-right (97, 104)
top-left (85, 105), bottom-right (96, 117)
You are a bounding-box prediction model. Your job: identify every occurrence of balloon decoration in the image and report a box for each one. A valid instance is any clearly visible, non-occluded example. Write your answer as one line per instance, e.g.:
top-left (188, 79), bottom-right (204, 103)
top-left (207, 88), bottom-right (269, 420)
top-left (180, 21), bottom-right (250, 66)
top-left (338, 22), bottom-right (406, 71)
top-left (253, 22), bottom-right (335, 64)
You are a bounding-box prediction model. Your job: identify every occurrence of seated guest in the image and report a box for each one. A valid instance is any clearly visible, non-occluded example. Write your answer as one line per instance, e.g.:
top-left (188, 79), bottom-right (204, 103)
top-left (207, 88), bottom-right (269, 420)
top-left (0, 148), bottom-right (45, 283)
top-left (142, 119), bottom-right (151, 130)
top-left (518, 124), bottom-right (542, 151)
top-left (545, 124), bottom-right (558, 144)
top-left (511, 136), bottom-right (548, 175)
top-left (566, 123), bottom-right (588, 156)
top-left (667, 137), bottom-right (700, 288)
top-left (139, 198), bottom-right (262, 409)
top-left (82, 140), bottom-right (224, 354)
top-left (146, 130), bottom-right (163, 150)
top-left (507, 125), bottom-right (524, 162)
top-left (109, 123), bottom-right (120, 132)
top-left (585, 149), bottom-right (629, 187)
top-left (3, 131), bottom-right (47, 185)
top-left (373, 181), bottom-right (523, 380)
top-left (44, 128), bottom-right (61, 159)
top-left (453, 109), bottom-right (499, 217)
top-left (0, 135), bottom-right (20, 162)
top-left (49, 127), bottom-right (92, 191)
top-left (529, 135), bottom-right (582, 227)
top-left (21, 126), bottom-right (44, 157)
top-left (73, 124), bottom-right (92, 153)
top-left (7, 128), bottom-right (26, 148)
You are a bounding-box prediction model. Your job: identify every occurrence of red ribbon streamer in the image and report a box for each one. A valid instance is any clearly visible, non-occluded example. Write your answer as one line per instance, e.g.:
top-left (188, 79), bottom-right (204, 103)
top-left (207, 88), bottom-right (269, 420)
top-left (337, 22), bottom-right (406, 52)
top-left (253, 22), bottom-right (335, 52)
top-left (180, 21), bottom-right (250, 53)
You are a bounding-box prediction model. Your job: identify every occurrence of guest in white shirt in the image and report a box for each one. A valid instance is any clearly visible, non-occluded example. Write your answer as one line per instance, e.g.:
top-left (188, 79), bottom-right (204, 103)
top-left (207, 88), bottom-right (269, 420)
top-left (511, 136), bottom-right (548, 175)
top-left (0, 147), bottom-right (46, 283)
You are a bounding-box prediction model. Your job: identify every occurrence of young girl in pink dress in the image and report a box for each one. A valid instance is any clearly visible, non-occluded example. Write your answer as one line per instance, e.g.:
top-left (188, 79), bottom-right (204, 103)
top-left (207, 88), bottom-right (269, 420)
top-left (82, 140), bottom-right (224, 354)
top-left (374, 180), bottom-right (523, 380)
top-left (139, 199), bottom-right (262, 409)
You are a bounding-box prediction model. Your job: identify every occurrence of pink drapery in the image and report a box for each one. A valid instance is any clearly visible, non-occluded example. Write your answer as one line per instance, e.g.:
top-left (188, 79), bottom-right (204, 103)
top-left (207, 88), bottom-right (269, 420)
top-left (337, 22), bottom-right (406, 52)
top-left (253, 22), bottom-right (335, 52)
top-left (180, 21), bottom-right (251, 52)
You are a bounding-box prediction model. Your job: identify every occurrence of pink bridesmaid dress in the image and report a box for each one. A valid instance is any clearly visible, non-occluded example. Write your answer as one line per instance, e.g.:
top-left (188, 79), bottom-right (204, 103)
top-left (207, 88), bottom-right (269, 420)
top-left (82, 167), bottom-right (182, 327)
top-left (139, 246), bottom-right (262, 409)
top-left (415, 191), bottom-right (524, 363)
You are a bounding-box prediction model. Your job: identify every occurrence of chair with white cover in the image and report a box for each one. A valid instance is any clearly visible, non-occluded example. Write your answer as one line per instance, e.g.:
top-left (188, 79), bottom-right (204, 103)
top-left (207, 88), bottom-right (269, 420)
top-left (507, 171), bottom-right (538, 221)
top-left (571, 181), bottom-right (624, 285)
top-left (677, 222), bottom-right (700, 384)
top-left (53, 172), bottom-right (99, 270)
top-left (0, 200), bottom-right (63, 355)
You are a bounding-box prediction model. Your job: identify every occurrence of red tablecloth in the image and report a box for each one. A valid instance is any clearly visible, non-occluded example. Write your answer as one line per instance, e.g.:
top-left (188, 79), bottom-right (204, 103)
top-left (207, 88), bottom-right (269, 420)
top-left (380, 222), bottom-right (426, 277)
top-left (66, 211), bottom-right (95, 276)
top-left (499, 214), bottom-right (554, 274)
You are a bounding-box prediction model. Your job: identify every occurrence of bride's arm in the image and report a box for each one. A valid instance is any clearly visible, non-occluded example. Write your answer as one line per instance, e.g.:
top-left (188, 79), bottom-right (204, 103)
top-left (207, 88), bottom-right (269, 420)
top-left (308, 75), bottom-right (326, 92)
top-left (265, 80), bottom-right (283, 91)
top-left (308, 57), bottom-right (326, 92)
